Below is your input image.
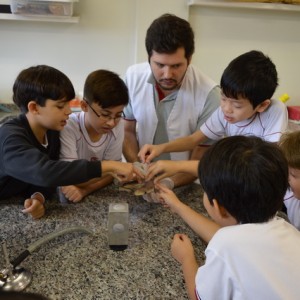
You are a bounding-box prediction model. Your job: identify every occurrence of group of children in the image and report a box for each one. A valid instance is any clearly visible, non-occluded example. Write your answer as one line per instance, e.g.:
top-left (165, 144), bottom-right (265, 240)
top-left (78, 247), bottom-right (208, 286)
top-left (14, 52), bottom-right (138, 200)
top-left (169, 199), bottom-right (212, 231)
top-left (138, 50), bottom-right (300, 299)
top-left (0, 65), bottom-right (134, 218)
top-left (0, 50), bottom-right (299, 299)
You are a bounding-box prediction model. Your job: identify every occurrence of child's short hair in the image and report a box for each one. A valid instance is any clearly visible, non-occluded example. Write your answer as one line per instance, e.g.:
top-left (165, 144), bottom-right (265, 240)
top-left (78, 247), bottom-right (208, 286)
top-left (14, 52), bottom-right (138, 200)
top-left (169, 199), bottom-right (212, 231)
top-left (83, 69), bottom-right (129, 108)
top-left (220, 50), bottom-right (278, 108)
top-left (13, 65), bottom-right (75, 113)
top-left (279, 131), bottom-right (300, 169)
top-left (199, 136), bottom-right (288, 224)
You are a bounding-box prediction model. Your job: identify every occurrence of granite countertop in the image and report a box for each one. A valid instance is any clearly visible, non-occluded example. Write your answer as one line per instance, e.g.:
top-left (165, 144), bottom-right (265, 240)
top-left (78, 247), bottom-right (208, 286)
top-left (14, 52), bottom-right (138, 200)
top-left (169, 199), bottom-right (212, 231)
top-left (0, 184), bottom-right (207, 300)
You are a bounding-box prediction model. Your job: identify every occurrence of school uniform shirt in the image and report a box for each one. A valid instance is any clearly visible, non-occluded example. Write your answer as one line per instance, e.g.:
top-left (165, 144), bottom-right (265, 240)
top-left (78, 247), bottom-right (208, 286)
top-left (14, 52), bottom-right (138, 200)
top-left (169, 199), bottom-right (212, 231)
top-left (195, 217), bottom-right (300, 300)
top-left (124, 62), bottom-right (220, 160)
top-left (284, 188), bottom-right (300, 230)
top-left (60, 111), bottom-right (123, 162)
top-left (200, 99), bottom-right (288, 142)
top-left (0, 114), bottom-right (101, 200)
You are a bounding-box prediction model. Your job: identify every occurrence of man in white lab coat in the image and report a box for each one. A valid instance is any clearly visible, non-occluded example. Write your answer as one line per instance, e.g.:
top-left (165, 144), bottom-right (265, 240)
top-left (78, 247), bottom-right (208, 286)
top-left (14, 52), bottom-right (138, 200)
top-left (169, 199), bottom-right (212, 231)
top-left (123, 14), bottom-right (220, 198)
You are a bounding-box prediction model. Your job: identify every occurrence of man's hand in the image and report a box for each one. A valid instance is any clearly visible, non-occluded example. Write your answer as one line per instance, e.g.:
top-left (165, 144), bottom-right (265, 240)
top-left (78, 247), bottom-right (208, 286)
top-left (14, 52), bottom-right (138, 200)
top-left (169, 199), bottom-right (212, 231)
top-left (22, 198), bottom-right (45, 219)
top-left (138, 144), bottom-right (165, 163)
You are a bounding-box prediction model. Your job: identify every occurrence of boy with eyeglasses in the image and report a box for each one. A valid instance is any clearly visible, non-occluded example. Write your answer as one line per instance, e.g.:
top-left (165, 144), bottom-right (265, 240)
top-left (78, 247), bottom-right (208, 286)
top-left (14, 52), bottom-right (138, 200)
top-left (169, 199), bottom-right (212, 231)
top-left (0, 66), bottom-right (134, 219)
top-left (59, 69), bottom-right (129, 202)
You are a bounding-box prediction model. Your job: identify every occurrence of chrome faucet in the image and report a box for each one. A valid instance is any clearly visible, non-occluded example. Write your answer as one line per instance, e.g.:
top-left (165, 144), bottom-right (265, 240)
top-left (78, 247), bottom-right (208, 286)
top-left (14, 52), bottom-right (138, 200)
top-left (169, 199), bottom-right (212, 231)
top-left (0, 240), bottom-right (32, 291)
top-left (0, 226), bottom-right (93, 291)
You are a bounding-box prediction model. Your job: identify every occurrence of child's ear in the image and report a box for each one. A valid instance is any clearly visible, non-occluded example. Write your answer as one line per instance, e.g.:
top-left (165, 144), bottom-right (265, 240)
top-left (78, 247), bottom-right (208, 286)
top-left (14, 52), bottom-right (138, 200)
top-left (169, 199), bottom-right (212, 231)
top-left (256, 99), bottom-right (271, 113)
top-left (212, 199), bottom-right (238, 225)
top-left (212, 199), bottom-right (229, 218)
top-left (27, 101), bottom-right (39, 114)
top-left (81, 100), bottom-right (88, 112)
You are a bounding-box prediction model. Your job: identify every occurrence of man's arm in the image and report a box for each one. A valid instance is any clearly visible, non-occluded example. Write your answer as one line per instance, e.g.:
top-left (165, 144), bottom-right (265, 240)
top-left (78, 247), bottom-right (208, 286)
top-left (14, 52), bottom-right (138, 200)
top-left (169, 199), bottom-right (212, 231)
top-left (123, 120), bottom-right (140, 162)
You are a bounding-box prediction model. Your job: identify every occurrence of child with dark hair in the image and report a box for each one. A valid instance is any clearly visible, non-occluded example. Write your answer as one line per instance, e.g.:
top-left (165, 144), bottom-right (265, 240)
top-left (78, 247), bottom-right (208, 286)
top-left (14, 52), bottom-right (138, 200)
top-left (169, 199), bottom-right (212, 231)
top-left (157, 136), bottom-right (300, 300)
top-left (0, 65), bottom-right (134, 219)
top-left (139, 50), bottom-right (288, 165)
top-left (279, 130), bottom-right (300, 230)
top-left (59, 69), bottom-right (129, 202)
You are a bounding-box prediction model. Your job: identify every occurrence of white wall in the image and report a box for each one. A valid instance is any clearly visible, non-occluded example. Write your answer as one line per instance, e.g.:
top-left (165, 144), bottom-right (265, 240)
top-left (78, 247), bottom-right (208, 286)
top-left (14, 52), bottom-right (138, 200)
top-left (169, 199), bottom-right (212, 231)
top-left (0, 1), bottom-right (299, 105)
top-left (0, 0), bottom-right (187, 102)
top-left (189, 5), bottom-right (300, 105)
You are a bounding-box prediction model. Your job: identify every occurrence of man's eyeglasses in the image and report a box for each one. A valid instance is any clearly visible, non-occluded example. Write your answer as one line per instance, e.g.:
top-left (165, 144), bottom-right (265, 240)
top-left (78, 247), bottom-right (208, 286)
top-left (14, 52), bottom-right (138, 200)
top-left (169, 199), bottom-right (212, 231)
top-left (84, 99), bottom-right (125, 122)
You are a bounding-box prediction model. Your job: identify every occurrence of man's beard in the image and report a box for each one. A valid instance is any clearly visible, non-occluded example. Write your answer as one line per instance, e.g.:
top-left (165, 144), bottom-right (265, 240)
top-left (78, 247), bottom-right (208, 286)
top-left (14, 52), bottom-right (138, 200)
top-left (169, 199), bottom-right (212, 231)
top-left (157, 79), bottom-right (180, 91)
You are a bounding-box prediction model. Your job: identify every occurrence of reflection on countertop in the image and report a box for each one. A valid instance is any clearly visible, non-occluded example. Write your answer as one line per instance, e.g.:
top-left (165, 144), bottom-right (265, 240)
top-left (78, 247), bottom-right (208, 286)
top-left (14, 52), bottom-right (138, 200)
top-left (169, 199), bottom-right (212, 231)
top-left (0, 184), bottom-right (207, 300)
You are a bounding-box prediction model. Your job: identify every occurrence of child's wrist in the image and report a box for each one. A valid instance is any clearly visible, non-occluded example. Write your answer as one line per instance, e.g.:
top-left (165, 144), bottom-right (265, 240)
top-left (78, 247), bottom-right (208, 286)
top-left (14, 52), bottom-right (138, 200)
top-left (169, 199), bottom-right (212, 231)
top-left (30, 192), bottom-right (45, 205)
top-left (160, 143), bottom-right (167, 154)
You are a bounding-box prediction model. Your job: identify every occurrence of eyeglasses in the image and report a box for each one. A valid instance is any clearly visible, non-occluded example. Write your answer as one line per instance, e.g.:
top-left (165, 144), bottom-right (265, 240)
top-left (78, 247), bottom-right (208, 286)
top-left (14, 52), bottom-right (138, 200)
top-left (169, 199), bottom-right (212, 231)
top-left (84, 99), bottom-right (125, 122)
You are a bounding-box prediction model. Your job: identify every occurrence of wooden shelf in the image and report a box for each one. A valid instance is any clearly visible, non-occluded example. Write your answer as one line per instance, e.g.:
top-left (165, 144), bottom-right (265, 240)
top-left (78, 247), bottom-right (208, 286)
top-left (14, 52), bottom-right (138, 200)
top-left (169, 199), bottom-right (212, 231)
top-left (187, 0), bottom-right (300, 12)
top-left (0, 13), bottom-right (79, 22)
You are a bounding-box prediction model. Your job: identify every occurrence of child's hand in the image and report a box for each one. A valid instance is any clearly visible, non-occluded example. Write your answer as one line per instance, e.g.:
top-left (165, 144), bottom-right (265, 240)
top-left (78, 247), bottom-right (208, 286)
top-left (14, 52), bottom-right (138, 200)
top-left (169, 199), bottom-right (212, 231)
top-left (143, 178), bottom-right (174, 203)
top-left (156, 182), bottom-right (181, 212)
top-left (146, 160), bottom-right (180, 182)
top-left (61, 185), bottom-right (86, 203)
top-left (171, 233), bottom-right (195, 265)
top-left (132, 161), bottom-right (147, 183)
top-left (138, 144), bottom-right (164, 164)
top-left (22, 198), bottom-right (45, 219)
top-left (114, 162), bottom-right (136, 182)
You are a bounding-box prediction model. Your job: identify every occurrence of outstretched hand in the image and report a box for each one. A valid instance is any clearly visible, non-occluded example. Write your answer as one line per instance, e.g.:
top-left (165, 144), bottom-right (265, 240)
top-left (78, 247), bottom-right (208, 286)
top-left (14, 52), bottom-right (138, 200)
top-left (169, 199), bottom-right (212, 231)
top-left (107, 161), bottom-right (137, 183)
top-left (155, 182), bottom-right (182, 212)
top-left (138, 144), bottom-right (165, 163)
top-left (142, 177), bottom-right (174, 203)
top-left (146, 160), bottom-right (181, 182)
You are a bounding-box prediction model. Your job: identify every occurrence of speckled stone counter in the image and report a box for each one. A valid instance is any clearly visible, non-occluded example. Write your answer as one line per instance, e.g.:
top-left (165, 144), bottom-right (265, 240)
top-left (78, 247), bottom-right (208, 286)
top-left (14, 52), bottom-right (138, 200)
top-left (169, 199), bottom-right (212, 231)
top-left (0, 184), bottom-right (207, 300)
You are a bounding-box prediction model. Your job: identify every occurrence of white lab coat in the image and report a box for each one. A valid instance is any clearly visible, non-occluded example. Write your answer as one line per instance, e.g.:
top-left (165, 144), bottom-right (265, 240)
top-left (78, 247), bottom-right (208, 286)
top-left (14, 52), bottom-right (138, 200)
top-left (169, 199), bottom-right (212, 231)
top-left (125, 62), bottom-right (217, 160)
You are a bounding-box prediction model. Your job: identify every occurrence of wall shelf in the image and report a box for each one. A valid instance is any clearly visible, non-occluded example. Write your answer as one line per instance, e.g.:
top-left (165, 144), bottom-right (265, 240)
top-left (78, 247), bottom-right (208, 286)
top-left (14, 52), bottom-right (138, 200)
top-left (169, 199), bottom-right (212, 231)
top-left (187, 0), bottom-right (300, 12)
top-left (0, 12), bottom-right (79, 22)
top-left (0, 0), bottom-right (79, 22)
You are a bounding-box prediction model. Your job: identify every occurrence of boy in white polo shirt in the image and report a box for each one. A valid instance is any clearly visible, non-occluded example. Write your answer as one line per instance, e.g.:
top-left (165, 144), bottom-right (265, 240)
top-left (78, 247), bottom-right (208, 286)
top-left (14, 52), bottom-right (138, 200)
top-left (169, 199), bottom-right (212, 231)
top-left (59, 70), bottom-right (129, 202)
top-left (157, 136), bottom-right (300, 300)
top-left (138, 50), bottom-right (288, 165)
top-left (279, 130), bottom-right (300, 230)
